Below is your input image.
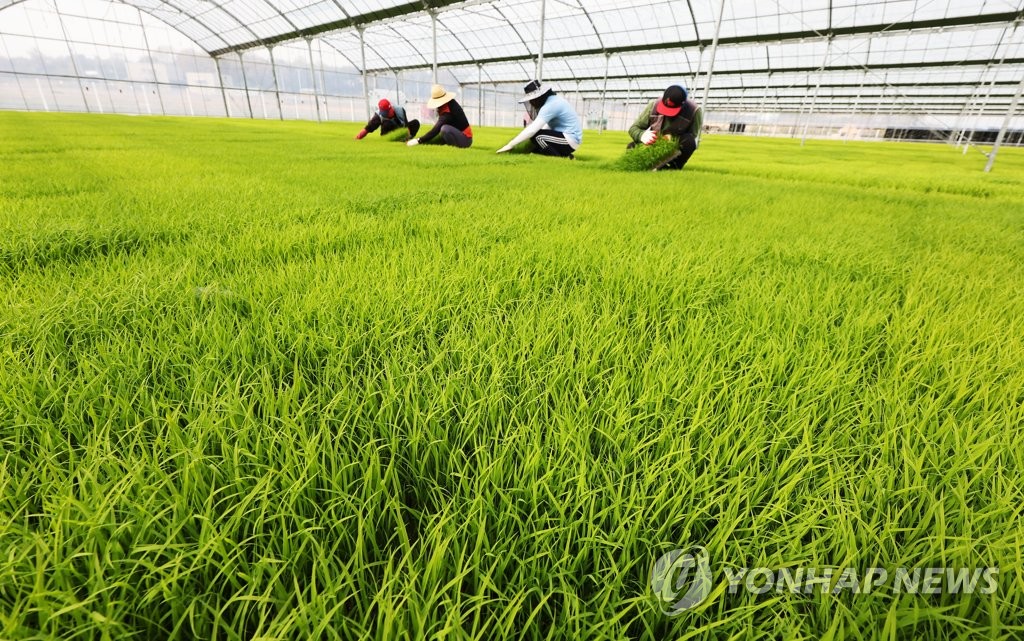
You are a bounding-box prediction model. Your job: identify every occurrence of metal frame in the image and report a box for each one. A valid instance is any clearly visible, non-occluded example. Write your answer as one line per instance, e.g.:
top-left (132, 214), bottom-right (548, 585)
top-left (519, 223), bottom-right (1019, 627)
top-left (1, 0), bottom-right (1022, 166)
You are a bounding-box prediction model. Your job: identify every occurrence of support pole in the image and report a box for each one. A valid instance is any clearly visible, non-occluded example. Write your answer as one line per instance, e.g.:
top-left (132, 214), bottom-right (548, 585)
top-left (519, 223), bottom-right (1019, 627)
top-left (598, 53), bottom-right (609, 134)
top-left (624, 79), bottom-right (631, 129)
top-left (268, 46), bottom-right (283, 120)
top-left (984, 77), bottom-right (1024, 173)
top-left (358, 28), bottom-right (370, 119)
top-left (846, 76), bottom-right (864, 143)
top-left (536, 0), bottom-right (547, 80)
top-left (801, 80), bottom-right (821, 146)
top-left (318, 39), bottom-right (330, 120)
top-left (137, 7), bottom-right (165, 115)
top-left (214, 56), bottom-right (230, 117)
top-left (965, 74), bottom-right (1000, 152)
top-left (54, 3), bottom-right (90, 112)
top-left (238, 52), bottom-right (254, 118)
top-left (700, 0), bottom-right (727, 105)
top-left (802, 40), bottom-right (831, 146)
top-left (477, 63), bottom-right (483, 125)
top-left (306, 38), bottom-right (321, 122)
top-left (430, 11), bottom-right (439, 84)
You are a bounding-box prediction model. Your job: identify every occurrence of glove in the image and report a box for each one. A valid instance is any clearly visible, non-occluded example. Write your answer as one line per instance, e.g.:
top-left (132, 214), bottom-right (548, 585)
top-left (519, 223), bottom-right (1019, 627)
top-left (640, 129), bottom-right (656, 145)
top-left (496, 145), bottom-right (512, 154)
top-left (355, 129), bottom-right (367, 140)
top-left (406, 138), bottom-right (419, 147)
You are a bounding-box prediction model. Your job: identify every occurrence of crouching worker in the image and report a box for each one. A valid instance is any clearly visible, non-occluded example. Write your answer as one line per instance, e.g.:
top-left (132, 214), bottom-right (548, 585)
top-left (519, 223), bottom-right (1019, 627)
top-left (407, 85), bottom-right (473, 148)
top-left (355, 98), bottom-right (420, 140)
top-left (627, 84), bottom-right (703, 170)
top-left (497, 80), bottom-right (582, 158)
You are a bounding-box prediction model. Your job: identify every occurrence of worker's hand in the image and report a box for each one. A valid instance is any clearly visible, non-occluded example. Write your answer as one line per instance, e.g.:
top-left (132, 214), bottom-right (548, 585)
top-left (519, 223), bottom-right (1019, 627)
top-left (406, 138), bottom-right (419, 147)
top-left (355, 129), bottom-right (368, 140)
top-left (496, 145), bottom-right (512, 154)
top-left (640, 129), bottom-right (656, 145)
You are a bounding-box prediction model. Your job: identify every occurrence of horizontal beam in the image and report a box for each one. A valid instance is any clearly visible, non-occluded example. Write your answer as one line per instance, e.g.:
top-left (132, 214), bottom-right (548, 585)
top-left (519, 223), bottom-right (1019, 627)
top-left (479, 80), bottom-right (1023, 94)
top-left (466, 58), bottom-right (1024, 87)
top-left (209, 0), bottom-right (467, 57)
top-left (578, 86), bottom-right (1022, 97)
top-left (364, 11), bottom-right (1023, 73)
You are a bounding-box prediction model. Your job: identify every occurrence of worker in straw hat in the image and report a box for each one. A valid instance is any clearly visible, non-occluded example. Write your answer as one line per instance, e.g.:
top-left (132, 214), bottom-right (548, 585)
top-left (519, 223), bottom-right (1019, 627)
top-left (407, 84), bottom-right (473, 148)
top-left (355, 98), bottom-right (421, 140)
top-left (627, 84), bottom-right (703, 170)
top-left (497, 79), bottom-right (582, 158)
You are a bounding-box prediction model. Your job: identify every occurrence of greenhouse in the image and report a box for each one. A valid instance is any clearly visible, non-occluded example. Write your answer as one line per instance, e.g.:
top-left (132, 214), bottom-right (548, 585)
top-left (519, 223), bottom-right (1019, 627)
top-left (3, 1), bottom-right (1023, 149)
top-left (1, 1), bottom-right (1023, 640)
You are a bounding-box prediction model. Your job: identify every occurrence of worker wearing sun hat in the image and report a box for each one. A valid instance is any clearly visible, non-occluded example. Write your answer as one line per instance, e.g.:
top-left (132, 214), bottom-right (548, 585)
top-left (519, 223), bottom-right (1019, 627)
top-left (627, 84), bottom-right (703, 169)
top-left (407, 84), bottom-right (473, 148)
top-left (496, 79), bottom-right (582, 158)
top-left (355, 98), bottom-right (420, 140)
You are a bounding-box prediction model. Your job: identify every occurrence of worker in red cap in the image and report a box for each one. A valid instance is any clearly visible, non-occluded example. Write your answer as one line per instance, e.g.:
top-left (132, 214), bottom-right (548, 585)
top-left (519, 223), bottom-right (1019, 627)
top-left (355, 98), bottom-right (420, 140)
top-left (627, 84), bottom-right (703, 170)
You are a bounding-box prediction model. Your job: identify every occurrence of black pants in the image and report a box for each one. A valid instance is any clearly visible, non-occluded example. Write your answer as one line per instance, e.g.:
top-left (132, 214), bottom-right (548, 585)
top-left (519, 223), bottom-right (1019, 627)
top-left (381, 118), bottom-right (420, 137)
top-left (626, 133), bottom-right (697, 169)
top-left (531, 130), bottom-right (576, 157)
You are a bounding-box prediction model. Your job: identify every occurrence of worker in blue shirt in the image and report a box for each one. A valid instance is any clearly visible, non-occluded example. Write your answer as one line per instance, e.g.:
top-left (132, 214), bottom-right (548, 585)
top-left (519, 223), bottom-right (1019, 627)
top-left (496, 80), bottom-right (583, 158)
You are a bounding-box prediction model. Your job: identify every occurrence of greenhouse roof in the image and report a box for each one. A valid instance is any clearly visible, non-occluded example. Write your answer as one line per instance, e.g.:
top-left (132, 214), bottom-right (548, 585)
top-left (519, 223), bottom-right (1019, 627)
top-left (1, 0), bottom-right (1022, 116)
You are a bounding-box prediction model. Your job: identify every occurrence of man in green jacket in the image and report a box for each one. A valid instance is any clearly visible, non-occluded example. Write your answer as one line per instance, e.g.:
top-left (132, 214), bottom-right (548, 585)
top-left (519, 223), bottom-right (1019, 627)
top-left (627, 85), bottom-right (703, 170)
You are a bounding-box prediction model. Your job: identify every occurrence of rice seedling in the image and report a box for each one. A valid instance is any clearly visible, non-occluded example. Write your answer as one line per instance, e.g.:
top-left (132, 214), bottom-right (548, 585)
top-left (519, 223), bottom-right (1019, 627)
top-left (0, 111), bottom-right (1022, 640)
top-left (611, 137), bottom-right (680, 171)
top-left (382, 129), bottom-right (410, 143)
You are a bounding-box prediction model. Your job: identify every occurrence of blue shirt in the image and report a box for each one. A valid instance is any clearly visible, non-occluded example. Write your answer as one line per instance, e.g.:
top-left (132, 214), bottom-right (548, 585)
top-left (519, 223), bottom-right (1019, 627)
top-left (537, 95), bottom-right (582, 147)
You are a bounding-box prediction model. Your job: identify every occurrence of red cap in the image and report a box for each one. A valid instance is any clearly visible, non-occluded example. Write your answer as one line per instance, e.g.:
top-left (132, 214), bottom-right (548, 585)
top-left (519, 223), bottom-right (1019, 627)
top-left (377, 98), bottom-right (392, 113)
top-left (655, 85), bottom-right (686, 117)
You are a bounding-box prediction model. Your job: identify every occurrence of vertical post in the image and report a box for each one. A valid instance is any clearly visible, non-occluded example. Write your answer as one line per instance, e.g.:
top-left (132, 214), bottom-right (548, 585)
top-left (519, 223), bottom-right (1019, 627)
top-left (318, 39), bottom-right (331, 120)
top-left (238, 52), bottom-right (254, 118)
top-left (492, 84), bottom-right (498, 127)
top-left (430, 11), bottom-right (439, 84)
top-left (306, 38), bottom-right (322, 122)
top-left (801, 80), bottom-right (821, 146)
top-left (802, 40), bottom-right (830, 146)
top-left (268, 46), bottom-right (283, 120)
top-left (701, 0), bottom-right (727, 104)
top-left (214, 56), bottom-right (231, 117)
top-left (984, 77), bottom-right (1024, 173)
top-left (598, 53), bottom-right (609, 134)
top-left (35, 77), bottom-right (50, 112)
top-left (966, 74), bottom-right (1000, 152)
top-left (847, 76), bottom-right (865, 143)
top-left (54, 3), bottom-right (90, 112)
top-left (359, 28), bottom-right (370, 119)
top-left (477, 63), bottom-right (483, 125)
top-left (536, 0), bottom-right (547, 80)
top-left (137, 7), bottom-right (165, 115)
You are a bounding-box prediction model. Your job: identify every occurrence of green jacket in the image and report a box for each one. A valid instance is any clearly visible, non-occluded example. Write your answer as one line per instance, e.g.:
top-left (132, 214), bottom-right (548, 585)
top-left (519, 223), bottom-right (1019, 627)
top-left (628, 99), bottom-right (703, 147)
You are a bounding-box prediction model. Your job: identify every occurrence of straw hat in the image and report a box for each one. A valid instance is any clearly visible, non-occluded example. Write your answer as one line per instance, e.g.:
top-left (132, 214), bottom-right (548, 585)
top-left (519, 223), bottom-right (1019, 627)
top-left (426, 84), bottom-right (456, 108)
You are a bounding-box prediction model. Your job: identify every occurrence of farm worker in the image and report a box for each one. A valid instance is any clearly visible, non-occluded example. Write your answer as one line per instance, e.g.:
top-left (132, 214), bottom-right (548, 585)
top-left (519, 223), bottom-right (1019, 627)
top-left (406, 85), bottom-right (473, 148)
top-left (355, 98), bottom-right (420, 140)
top-left (496, 80), bottom-right (582, 158)
top-left (627, 84), bottom-right (703, 170)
